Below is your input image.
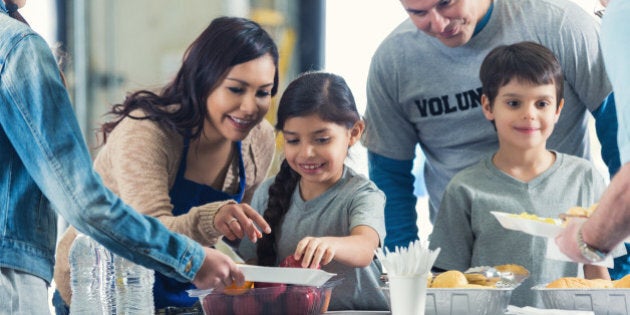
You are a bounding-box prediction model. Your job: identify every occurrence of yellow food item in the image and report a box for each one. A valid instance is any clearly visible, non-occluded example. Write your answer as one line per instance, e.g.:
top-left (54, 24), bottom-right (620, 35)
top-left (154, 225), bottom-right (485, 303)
top-left (614, 274), bottom-right (630, 288)
top-left (431, 270), bottom-right (468, 288)
top-left (494, 264), bottom-right (530, 277)
top-left (546, 277), bottom-right (614, 289)
top-left (427, 273), bottom-right (433, 287)
top-left (464, 273), bottom-right (486, 283)
top-left (589, 279), bottom-right (614, 289)
top-left (224, 280), bottom-right (254, 295)
top-left (513, 212), bottom-right (557, 224)
top-left (562, 204), bottom-right (598, 221)
top-left (546, 277), bottom-right (591, 288)
top-left (464, 273), bottom-right (499, 287)
top-left (462, 284), bottom-right (487, 289)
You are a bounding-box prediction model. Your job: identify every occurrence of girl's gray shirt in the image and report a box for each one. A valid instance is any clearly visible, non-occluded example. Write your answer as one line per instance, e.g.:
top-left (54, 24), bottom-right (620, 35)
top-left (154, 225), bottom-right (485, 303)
top-left (239, 166), bottom-right (389, 311)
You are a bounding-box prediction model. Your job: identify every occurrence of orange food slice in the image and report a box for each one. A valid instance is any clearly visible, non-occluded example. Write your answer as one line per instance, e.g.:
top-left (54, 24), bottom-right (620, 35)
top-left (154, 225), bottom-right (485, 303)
top-left (224, 280), bottom-right (254, 295)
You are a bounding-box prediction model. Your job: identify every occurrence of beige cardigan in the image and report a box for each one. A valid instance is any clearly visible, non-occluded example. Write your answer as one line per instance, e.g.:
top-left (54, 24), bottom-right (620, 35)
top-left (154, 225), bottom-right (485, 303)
top-left (53, 111), bottom-right (275, 304)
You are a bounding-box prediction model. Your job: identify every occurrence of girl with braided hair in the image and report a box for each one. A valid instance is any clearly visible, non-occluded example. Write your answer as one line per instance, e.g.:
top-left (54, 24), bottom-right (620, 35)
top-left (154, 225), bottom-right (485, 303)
top-left (239, 71), bottom-right (389, 311)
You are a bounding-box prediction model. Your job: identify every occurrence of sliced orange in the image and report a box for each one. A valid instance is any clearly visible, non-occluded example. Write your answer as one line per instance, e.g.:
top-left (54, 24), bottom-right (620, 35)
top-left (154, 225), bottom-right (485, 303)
top-left (224, 280), bottom-right (254, 295)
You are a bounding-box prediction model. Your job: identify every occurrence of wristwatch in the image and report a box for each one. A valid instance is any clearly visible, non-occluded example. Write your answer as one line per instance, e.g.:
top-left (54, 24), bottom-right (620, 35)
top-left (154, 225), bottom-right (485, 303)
top-left (577, 225), bottom-right (607, 263)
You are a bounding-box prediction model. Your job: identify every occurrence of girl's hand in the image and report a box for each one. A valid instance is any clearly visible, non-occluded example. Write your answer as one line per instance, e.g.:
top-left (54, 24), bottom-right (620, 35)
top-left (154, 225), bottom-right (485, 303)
top-left (294, 236), bottom-right (336, 269)
top-left (215, 203), bottom-right (271, 242)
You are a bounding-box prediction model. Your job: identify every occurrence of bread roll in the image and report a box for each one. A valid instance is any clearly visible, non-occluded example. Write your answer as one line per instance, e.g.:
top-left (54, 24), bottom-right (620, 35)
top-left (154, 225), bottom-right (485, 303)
top-left (431, 270), bottom-right (468, 288)
top-left (546, 277), bottom-right (613, 289)
top-left (494, 264), bottom-right (529, 276)
top-left (546, 277), bottom-right (591, 289)
top-left (614, 274), bottom-right (630, 288)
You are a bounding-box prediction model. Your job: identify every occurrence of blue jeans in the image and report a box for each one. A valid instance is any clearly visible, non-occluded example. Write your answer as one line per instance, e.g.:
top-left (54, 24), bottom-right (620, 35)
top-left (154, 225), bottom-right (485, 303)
top-left (0, 268), bottom-right (49, 314)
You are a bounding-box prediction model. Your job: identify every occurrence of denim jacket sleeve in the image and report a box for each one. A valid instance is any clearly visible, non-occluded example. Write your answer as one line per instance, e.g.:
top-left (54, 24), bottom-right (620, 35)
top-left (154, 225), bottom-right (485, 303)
top-left (0, 21), bottom-right (204, 283)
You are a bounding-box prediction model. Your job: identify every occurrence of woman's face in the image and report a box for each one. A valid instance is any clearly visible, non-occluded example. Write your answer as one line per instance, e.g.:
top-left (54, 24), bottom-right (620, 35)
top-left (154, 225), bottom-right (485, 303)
top-left (203, 54), bottom-right (276, 142)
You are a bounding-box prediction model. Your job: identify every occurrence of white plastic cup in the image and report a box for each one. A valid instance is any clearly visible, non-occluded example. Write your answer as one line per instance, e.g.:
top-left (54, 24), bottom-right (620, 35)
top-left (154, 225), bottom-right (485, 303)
top-left (389, 274), bottom-right (428, 315)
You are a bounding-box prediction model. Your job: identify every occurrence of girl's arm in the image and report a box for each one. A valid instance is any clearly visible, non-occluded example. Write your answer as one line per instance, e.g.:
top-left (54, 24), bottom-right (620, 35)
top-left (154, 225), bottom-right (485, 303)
top-left (293, 225), bottom-right (381, 269)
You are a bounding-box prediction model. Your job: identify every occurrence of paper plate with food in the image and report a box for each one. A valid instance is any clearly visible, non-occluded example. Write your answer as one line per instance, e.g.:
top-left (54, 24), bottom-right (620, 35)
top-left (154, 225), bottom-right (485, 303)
top-left (490, 210), bottom-right (565, 239)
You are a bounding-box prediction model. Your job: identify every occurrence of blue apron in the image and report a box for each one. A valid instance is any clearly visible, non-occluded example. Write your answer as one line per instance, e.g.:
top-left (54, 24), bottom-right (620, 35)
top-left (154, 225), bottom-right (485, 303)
top-left (154, 140), bottom-right (246, 309)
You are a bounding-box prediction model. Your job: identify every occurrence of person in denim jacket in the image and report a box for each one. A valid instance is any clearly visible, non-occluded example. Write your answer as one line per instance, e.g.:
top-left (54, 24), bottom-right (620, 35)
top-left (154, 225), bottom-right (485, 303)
top-left (0, 1), bottom-right (256, 313)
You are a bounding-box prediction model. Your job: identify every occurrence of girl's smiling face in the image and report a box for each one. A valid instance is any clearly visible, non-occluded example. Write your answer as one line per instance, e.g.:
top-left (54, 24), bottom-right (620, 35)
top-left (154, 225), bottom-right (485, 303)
top-left (282, 114), bottom-right (363, 197)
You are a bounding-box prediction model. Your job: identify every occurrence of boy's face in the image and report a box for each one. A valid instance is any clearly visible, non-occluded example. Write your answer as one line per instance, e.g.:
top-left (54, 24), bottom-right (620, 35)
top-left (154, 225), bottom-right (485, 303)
top-left (481, 78), bottom-right (564, 151)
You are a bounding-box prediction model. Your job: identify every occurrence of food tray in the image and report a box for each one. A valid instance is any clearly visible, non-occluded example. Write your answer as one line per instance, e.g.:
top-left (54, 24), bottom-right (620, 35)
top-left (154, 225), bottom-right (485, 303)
top-left (381, 286), bottom-right (513, 315)
top-left (189, 276), bottom-right (343, 315)
top-left (533, 285), bottom-right (630, 315)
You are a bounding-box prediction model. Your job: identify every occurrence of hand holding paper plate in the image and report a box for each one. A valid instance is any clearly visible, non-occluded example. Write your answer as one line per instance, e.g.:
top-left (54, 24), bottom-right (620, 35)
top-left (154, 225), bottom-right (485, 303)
top-left (490, 211), bottom-right (627, 268)
top-left (238, 264), bottom-right (336, 287)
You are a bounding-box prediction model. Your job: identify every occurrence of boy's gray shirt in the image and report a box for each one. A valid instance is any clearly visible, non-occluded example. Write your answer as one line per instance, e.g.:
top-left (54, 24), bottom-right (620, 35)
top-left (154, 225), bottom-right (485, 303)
top-left (429, 152), bottom-right (606, 307)
top-left (240, 166), bottom-right (389, 311)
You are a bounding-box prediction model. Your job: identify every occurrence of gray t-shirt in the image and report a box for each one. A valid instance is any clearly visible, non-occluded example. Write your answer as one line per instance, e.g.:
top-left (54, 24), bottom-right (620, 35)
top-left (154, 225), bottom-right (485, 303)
top-left (429, 152), bottom-right (606, 307)
top-left (239, 166), bottom-right (389, 311)
top-left (363, 0), bottom-right (612, 219)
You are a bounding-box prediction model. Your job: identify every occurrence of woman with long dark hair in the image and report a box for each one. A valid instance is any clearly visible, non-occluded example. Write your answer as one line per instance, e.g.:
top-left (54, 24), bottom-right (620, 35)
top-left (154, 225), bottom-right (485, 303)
top-left (54, 16), bottom-right (279, 312)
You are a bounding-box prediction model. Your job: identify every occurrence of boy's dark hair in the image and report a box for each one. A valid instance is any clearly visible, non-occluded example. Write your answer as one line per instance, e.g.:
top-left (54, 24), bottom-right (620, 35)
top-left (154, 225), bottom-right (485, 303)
top-left (99, 16), bottom-right (279, 143)
top-left (256, 71), bottom-right (359, 266)
top-left (480, 41), bottom-right (564, 107)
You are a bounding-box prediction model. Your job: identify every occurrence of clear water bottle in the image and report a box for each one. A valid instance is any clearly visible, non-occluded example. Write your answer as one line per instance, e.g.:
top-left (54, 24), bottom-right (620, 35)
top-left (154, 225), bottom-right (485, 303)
top-left (69, 233), bottom-right (155, 314)
top-left (114, 254), bottom-right (155, 314)
top-left (69, 233), bottom-right (103, 314)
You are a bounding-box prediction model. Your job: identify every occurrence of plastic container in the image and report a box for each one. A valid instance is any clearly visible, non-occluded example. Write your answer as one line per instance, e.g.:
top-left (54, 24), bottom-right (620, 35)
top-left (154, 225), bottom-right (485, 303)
top-left (533, 285), bottom-right (630, 315)
top-left (69, 233), bottom-right (155, 314)
top-left (113, 254), bottom-right (155, 314)
top-left (381, 286), bottom-right (514, 315)
top-left (69, 233), bottom-right (104, 314)
top-left (189, 276), bottom-right (343, 315)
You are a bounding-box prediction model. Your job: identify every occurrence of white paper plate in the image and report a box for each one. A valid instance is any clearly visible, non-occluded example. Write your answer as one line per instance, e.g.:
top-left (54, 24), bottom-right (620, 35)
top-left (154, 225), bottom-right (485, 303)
top-left (490, 211), bottom-right (563, 238)
top-left (490, 211), bottom-right (627, 268)
top-left (239, 264), bottom-right (336, 287)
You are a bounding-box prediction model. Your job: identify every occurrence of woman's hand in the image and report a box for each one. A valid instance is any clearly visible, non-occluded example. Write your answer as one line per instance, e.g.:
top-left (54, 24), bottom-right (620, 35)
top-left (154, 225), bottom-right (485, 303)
top-left (214, 203), bottom-right (271, 242)
top-left (294, 236), bottom-right (336, 269)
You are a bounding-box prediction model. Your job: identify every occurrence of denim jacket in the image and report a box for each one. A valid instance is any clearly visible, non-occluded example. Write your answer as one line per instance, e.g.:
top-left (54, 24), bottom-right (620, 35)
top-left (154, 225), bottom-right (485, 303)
top-left (0, 4), bottom-right (203, 284)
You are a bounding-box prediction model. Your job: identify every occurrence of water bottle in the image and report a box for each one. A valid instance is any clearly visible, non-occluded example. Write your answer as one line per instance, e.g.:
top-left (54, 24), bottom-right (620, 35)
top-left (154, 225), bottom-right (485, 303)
top-left (114, 254), bottom-right (155, 314)
top-left (69, 233), bottom-right (155, 314)
top-left (69, 233), bottom-right (103, 314)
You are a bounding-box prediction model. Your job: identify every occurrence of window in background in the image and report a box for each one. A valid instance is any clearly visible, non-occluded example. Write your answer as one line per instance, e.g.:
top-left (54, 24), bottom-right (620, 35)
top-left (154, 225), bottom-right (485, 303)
top-left (324, 1), bottom-right (432, 239)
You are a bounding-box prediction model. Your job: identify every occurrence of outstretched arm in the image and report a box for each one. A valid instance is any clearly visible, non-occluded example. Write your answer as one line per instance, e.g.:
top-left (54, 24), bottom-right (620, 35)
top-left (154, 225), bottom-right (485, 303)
top-left (293, 226), bottom-right (381, 269)
top-left (592, 93), bottom-right (621, 177)
top-left (368, 151), bottom-right (418, 250)
top-left (555, 163), bottom-right (630, 263)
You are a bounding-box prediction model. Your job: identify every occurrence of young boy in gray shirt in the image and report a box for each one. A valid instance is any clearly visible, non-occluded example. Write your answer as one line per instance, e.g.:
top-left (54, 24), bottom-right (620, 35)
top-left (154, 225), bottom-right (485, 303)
top-left (429, 41), bottom-right (610, 307)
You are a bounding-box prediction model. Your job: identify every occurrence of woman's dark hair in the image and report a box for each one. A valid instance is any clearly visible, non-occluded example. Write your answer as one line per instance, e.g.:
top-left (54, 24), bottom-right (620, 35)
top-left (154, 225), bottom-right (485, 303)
top-left (480, 41), bottom-right (564, 107)
top-left (99, 16), bottom-right (279, 142)
top-left (256, 71), bottom-right (360, 266)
